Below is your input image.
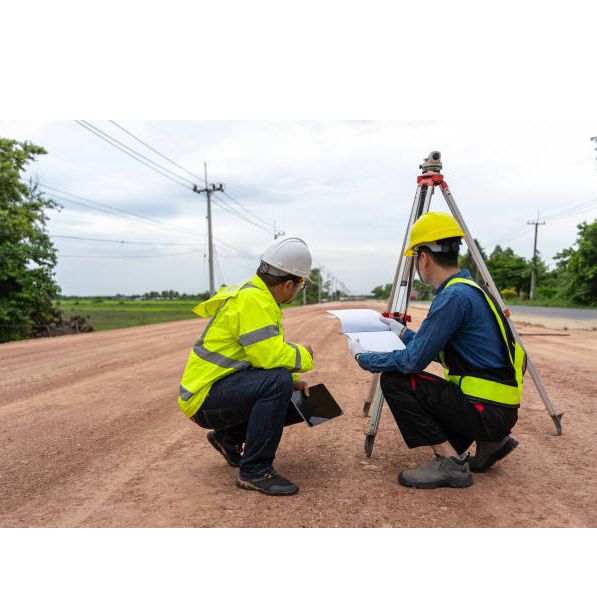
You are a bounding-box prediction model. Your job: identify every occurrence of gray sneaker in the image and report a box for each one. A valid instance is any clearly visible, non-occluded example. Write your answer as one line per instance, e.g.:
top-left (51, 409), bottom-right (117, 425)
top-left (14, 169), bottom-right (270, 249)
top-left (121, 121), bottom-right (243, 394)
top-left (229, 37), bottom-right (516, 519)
top-left (236, 470), bottom-right (299, 496)
top-left (398, 455), bottom-right (473, 489)
top-left (470, 436), bottom-right (518, 473)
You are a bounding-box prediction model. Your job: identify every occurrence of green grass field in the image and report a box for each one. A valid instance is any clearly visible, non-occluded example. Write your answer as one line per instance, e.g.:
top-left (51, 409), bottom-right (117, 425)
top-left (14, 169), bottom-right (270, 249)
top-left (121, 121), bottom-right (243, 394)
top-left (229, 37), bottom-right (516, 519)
top-left (58, 298), bottom-right (302, 331)
top-left (59, 299), bottom-right (201, 331)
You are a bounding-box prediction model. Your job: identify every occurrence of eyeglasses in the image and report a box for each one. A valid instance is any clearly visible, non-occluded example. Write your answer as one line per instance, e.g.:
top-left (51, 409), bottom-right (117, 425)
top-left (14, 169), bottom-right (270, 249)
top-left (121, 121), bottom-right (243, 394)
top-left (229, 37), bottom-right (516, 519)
top-left (295, 278), bottom-right (306, 289)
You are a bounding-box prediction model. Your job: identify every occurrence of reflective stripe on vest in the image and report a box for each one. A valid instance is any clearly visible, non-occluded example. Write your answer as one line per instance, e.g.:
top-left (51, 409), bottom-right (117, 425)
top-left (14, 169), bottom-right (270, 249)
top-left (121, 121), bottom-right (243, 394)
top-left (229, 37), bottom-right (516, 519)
top-left (193, 294), bottom-right (252, 371)
top-left (287, 342), bottom-right (301, 372)
top-left (238, 324), bottom-right (280, 346)
top-left (179, 385), bottom-right (194, 401)
top-left (440, 278), bottom-right (524, 407)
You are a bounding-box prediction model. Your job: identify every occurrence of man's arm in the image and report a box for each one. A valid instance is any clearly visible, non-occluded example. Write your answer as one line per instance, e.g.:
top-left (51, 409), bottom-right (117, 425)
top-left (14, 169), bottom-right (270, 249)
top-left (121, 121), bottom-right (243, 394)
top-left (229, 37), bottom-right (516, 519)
top-left (236, 293), bottom-right (313, 374)
top-left (357, 291), bottom-right (468, 374)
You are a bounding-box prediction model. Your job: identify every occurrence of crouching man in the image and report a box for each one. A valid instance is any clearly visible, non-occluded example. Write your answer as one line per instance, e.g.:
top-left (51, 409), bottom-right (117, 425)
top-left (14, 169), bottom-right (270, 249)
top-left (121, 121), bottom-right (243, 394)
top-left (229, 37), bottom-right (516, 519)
top-left (178, 238), bottom-right (314, 496)
top-left (351, 213), bottom-right (524, 489)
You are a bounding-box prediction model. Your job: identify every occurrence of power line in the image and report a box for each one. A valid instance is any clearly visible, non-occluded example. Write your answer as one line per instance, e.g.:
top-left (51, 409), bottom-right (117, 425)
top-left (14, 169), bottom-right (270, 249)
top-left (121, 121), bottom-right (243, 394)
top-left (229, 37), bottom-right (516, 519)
top-left (76, 120), bottom-right (287, 245)
top-left (212, 194), bottom-right (272, 234)
top-left (43, 182), bottom-right (258, 259)
top-left (109, 120), bottom-right (207, 185)
top-left (82, 120), bottom-right (277, 235)
top-left (41, 186), bottom-right (204, 238)
top-left (52, 234), bottom-right (203, 247)
top-left (222, 189), bottom-right (272, 228)
top-left (543, 198), bottom-right (597, 222)
top-left (59, 249), bottom-right (201, 259)
top-left (74, 120), bottom-right (194, 190)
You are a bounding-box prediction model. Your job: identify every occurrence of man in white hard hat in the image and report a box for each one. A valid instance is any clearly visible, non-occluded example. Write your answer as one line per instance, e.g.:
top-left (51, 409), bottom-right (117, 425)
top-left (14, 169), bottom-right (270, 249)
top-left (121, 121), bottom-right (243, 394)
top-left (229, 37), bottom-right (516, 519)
top-left (178, 237), bottom-right (314, 496)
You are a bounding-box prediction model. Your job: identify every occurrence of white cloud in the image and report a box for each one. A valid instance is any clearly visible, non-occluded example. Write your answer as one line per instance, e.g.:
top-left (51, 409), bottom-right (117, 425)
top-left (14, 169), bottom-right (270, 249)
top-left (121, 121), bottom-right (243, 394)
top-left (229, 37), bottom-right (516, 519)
top-left (2, 120), bottom-right (596, 295)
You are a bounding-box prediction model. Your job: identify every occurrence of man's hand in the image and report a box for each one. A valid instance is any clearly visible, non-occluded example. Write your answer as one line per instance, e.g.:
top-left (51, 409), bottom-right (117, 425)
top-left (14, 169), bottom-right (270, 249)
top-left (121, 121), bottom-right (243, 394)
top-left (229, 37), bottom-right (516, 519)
top-left (303, 344), bottom-right (314, 358)
top-left (348, 338), bottom-right (366, 359)
top-left (293, 380), bottom-right (310, 397)
top-left (379, 315), bottom-right (406, 338)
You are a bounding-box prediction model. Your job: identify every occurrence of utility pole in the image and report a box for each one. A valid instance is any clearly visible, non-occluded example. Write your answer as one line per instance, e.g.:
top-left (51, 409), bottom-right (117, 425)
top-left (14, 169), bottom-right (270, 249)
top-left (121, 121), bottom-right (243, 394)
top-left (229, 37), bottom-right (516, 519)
top-left (318, 267), bottom-right (323, 304)
top-left (527, 215), bottom-right (545, 301)
top-left (193, 163), bottom-right (224, 297)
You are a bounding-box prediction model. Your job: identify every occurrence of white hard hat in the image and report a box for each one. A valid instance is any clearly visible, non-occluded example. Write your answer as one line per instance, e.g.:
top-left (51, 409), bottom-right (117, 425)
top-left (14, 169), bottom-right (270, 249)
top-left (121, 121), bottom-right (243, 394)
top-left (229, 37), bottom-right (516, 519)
top-left (260, 237), bottom-right (312, 278)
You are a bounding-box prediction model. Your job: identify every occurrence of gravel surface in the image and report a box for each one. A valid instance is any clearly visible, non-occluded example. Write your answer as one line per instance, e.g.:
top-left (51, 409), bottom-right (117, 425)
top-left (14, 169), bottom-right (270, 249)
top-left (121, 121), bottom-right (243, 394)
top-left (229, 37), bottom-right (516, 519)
top-left (1, 302), bottom-right (596, 527)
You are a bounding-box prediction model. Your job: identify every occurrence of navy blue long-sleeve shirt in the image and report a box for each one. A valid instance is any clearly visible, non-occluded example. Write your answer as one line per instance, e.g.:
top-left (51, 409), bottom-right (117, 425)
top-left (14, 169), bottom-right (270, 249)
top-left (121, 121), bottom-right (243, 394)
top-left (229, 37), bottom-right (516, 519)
top-left (357, 269), bottom-right (506, 374)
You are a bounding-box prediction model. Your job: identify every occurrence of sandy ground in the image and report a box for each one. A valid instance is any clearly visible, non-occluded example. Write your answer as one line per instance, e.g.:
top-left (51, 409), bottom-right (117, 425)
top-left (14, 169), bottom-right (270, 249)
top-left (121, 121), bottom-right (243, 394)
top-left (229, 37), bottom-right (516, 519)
top-left (1, 301), bottom-right (596, 528)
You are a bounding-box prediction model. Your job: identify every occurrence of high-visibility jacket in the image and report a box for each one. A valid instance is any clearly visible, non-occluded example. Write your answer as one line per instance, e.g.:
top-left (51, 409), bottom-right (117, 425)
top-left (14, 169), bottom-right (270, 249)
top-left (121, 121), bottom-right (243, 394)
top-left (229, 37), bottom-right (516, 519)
top-left (439, 278), bottom-right (526, 407)
top-left (178, 274), bottom-right (313, 418)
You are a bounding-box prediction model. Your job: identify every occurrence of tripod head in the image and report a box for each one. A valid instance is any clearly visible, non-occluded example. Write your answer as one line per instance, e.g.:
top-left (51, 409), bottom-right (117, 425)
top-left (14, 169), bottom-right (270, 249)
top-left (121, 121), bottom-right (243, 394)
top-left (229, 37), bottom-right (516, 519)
top-left (419, 151), bottom-right (443, 174)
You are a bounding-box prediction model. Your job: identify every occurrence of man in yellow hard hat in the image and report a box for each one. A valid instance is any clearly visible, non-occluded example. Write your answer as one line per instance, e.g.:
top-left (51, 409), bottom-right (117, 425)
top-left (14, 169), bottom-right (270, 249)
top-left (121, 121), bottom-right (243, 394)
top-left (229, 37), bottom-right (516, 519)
top-left (350, 212), bottom-right (524, 489)
top-left (178, 237), bottom-right (314, 496)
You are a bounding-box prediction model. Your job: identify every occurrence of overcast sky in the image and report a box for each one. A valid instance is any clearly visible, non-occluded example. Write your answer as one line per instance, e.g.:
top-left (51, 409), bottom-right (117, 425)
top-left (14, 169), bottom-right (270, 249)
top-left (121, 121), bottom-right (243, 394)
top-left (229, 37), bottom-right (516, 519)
top-left (2, 120), bottom-right (596, 296)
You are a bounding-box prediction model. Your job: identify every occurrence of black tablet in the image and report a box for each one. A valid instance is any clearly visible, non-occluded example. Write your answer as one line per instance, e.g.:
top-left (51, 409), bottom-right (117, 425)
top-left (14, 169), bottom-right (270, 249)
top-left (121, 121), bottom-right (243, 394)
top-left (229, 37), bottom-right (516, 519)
top-left (290, 383), bottom-right (343, 427)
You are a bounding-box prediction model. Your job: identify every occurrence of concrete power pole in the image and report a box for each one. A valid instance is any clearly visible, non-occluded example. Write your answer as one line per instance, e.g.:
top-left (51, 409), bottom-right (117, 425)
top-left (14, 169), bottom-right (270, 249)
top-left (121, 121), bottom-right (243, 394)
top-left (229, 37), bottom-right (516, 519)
top-left (193, 163), bottom-right (224, 297)
top-left (318, 268), bottom-right (323, 304)
top-left (527, 215), bottom-right (546, 301)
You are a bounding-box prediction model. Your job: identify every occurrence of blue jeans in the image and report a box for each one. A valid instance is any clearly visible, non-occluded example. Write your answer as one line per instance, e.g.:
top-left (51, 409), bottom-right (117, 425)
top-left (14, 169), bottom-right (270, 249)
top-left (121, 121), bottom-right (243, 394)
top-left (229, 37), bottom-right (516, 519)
top-left (192, 368), bottom-right (296, 479)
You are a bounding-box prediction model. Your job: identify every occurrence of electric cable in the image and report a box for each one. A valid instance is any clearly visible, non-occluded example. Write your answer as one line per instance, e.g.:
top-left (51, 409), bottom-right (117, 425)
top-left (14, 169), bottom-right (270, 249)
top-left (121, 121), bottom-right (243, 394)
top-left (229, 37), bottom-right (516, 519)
top-left (52, 234), bottom-right (203, 247)
top-left (74, 120), bottom-right (195, 189)
top-left (109, 120), bottom-right (207, 185)
top-left (40, 183), bottom-right (205, 238)
top-left (211, 194), bottom-right (272, 234)
top-left (59, 249), bottom-right (202, 259)
top-left (222, 190), bottom-right (272, 228)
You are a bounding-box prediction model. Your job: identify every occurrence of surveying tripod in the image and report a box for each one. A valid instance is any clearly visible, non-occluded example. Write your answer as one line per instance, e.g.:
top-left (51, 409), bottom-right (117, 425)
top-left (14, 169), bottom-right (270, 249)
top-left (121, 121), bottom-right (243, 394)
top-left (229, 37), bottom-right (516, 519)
top-left (363, 151), bottom-right (563, 457)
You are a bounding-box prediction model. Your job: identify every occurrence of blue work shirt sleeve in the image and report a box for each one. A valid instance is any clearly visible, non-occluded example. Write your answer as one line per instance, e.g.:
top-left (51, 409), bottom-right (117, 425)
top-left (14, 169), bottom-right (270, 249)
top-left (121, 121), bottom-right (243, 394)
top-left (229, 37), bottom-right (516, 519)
top-left (357, 290), bottom-right (468, 374)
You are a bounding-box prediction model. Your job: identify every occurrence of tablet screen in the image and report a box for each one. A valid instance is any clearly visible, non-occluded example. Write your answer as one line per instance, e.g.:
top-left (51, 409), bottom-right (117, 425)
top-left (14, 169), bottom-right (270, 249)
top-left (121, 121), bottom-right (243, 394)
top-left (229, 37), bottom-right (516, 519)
top-left (291, 383), bottom-right (343, 427)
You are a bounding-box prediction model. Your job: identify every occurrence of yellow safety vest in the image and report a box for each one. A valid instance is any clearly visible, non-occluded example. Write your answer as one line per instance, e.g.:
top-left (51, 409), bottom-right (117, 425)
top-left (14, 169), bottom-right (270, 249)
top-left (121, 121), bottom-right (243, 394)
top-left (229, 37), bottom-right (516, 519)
top-left (178, 274), bottom-right (313, 418)
top-left (439, 278), bottom-right (525, 407)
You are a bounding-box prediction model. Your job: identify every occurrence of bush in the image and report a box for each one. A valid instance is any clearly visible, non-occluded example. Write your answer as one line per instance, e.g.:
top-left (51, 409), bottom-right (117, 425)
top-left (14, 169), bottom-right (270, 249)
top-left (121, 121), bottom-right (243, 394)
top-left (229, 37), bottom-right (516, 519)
top-left (500, 288), bottom-right (517, 300)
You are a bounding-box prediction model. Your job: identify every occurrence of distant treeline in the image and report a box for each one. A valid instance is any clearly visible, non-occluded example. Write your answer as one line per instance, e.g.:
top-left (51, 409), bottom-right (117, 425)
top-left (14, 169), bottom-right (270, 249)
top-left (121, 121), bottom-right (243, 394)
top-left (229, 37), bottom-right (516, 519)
top-left (372, 221), bottom-right (597, 307)
top-left (59, 290), bottom-right (211, 302)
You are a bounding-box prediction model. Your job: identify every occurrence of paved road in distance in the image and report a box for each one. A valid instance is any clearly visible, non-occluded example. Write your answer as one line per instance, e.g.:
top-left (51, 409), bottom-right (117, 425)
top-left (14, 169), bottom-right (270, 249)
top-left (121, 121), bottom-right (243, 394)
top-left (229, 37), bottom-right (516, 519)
top-left (508, 305), bottom-right (597, 320)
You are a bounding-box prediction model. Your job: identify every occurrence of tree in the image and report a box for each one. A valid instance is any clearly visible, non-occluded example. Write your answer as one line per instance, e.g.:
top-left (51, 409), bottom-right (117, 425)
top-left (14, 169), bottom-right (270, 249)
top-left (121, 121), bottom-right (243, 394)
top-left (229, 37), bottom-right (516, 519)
top-left (486, 245), bottom-right (531, 296)
top-left (371, 283), bottom-right (392, 300)
top-left (0, 138), bottom-right (60, 342)
top-left (553, 220), bottom-right (597, 305)
top-left (306, 267), bottom-right (325, 304)
top-left (458, 238), bottom-right (487, 283)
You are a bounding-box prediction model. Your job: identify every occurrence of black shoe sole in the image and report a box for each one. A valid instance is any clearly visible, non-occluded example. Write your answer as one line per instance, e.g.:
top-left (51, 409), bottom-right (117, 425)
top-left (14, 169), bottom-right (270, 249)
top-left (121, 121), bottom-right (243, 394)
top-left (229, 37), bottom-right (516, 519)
top-left (398, 474), bottom-right (473, 489)
top-left (236, 478), bottom-right (299, 496)
top-left (470, 437), bottom-right (519, 473)
top-left (207, 432), bottom-right (240, 467)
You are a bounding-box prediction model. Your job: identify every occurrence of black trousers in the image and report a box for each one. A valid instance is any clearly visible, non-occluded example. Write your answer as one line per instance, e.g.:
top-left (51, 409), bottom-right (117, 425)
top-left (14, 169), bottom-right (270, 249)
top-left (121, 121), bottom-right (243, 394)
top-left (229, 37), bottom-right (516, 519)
top-left (380, 371), bottom-right (518, 455)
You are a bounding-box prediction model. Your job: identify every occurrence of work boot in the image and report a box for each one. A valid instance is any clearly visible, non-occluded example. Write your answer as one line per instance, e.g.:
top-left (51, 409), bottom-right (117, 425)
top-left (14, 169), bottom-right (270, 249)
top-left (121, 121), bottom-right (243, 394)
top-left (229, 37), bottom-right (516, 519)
top-left (236, 470), bottom-right (299, 496)
top-left (207, 431), bottom-right (243, 467)
top-left (470, 436), bottom-right (519, 473)
top-left (398, 455), bottom-right (473, 489)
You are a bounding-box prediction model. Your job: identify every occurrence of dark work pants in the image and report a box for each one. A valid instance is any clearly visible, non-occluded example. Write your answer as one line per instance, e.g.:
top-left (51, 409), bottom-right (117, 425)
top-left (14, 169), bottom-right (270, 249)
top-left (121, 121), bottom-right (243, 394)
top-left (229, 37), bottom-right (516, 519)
top-left (380, 371), bottom-right (518, 455)
top-left (192, 367), bottom-right (296, 479)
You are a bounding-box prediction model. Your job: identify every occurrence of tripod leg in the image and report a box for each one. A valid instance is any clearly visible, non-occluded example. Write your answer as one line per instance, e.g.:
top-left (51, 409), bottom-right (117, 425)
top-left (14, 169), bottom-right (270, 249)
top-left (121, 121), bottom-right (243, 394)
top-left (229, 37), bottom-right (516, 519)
top-left (525, 354), bottom-right (563, 435)
top-left (364, 380), bottom-right (384, 457)
top-left (440, 184), bottom-right (563, 435)
top-left (362, 182), bottom-right (435, 456)
top-left (363, 373), bottom-right (380, 416)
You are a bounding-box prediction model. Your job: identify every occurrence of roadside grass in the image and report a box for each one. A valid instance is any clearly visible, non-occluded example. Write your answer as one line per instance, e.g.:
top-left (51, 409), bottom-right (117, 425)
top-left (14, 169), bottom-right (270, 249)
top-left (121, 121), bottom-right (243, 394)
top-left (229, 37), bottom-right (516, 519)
top-left (58, 298), bottom-right (303, 331)
top-left (501, 297), bottom-right (596, 309)
top-left (59, 299), bottom-right (200, 331)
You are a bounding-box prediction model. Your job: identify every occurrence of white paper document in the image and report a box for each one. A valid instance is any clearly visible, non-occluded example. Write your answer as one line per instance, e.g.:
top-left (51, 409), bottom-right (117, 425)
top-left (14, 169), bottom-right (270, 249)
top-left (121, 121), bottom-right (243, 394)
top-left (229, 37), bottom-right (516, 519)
top-left (327, 309), bottom-right (406, 353)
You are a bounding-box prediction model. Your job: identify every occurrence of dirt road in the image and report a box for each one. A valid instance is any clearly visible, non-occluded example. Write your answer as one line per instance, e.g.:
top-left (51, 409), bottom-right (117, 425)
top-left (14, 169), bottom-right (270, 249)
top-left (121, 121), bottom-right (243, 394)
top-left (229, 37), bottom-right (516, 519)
top-left (1, 302), bottom-right (596, 527)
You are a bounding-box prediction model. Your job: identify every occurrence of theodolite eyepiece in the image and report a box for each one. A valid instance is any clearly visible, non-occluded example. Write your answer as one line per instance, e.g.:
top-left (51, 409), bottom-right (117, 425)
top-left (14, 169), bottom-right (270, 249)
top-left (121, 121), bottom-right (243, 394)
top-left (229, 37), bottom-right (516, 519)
top-left (419, 151), bottom-right (443, 173)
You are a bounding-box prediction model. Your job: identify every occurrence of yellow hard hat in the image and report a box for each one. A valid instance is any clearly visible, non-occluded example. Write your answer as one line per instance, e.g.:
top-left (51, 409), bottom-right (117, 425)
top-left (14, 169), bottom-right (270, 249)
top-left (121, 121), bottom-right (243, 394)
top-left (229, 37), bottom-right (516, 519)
top-left (404, 212), bottom-right (465, 256)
